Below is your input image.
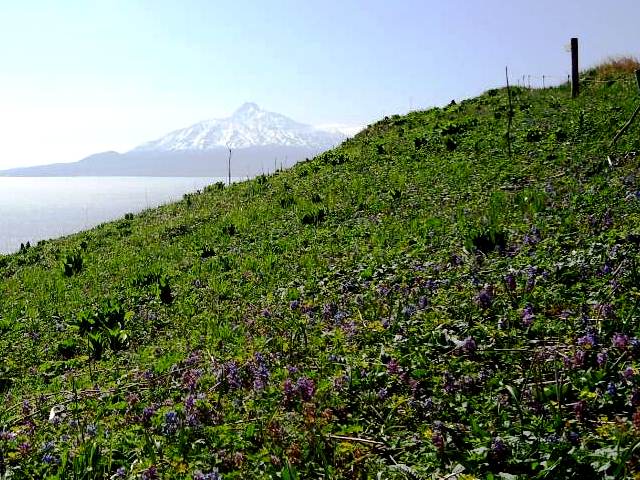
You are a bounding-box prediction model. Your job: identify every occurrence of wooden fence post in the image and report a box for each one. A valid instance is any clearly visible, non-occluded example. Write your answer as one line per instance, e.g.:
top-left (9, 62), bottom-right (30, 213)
top-left (635, 69), bottom-right (640, 93)
top-left (571, 37), bottom-right (579, 98)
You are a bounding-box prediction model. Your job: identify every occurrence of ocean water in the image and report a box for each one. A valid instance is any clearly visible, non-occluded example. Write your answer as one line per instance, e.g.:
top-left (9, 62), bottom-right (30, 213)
top-left (0, 177), bottom-right (226, 254)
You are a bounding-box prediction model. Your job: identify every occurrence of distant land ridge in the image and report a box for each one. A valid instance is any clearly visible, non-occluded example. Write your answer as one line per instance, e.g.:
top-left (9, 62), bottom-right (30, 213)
top-left (0, 103), bottom-right (349, 177)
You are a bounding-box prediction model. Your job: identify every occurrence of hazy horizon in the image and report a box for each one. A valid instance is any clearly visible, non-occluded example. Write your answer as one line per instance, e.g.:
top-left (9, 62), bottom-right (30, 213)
top-left (0, 0), bottom-right (639, 169)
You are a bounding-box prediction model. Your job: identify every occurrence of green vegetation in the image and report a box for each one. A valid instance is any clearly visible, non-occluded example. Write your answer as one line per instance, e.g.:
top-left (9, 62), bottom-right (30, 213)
top-left (2, 61), bottom-right (640, 478)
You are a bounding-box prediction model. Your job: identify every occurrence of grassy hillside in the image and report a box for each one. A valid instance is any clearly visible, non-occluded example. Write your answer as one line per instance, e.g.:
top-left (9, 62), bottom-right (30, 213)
top-left (2, 61), bottom-right (640, 479)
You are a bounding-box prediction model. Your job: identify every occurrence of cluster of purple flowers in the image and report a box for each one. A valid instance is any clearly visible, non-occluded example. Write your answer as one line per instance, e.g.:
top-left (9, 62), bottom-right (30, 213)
top-left (141, 465), bottom-right (159, 480)
top-left (489, 437), bottom-right (509, 463)
top-left (283, 376), bottom-right (315, 405)
top-left (521, 305), bottom-right (535, 327)
top-left (475, 286), bottom-right (494, 310)
top-left (181, 368), bottom-right (202, 392)
top-left (562, 350), bottom-right (587, 369)
top-left (577, 333), bottom-right (597, 349)
top-left (162, 411), bottom-right (180, 436)
top-left (523, 226), bottom-right (541, 246)
top-left (597, 350), bottom-right (608, 367)
top-left (386, 359), bottom-right (401, 375)
top-left (504, 272), bottom-right (517, 292)
top-left (222, 361), bottom-right (242, 390)
top-left (612, 333), bottom-right (630, 350)
top-left (525, 266), bottom-right (538, 292)
top-left (193, 468), bottom-right (222, 480)
top-left (250, 353), bottom-right (270, 391)
top-left (141, 406), bottom-right (156, 425)
top-left (417, 295), bottom-right (428, 309)
top-left (623, 366), bottom-right (635, 380)
top-left (462, 337), bottom-right (477, 354)
top-left (431, 431), bottom-right (445, 452)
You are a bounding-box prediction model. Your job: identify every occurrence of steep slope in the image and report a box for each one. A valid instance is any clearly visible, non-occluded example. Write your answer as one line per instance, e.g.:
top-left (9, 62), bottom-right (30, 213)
top-left (1, 62), bottom-right (640, 479)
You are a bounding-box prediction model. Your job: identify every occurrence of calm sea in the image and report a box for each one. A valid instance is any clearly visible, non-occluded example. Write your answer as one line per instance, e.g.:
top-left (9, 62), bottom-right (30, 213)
top-left (0, 177), bottom-right (226, 254)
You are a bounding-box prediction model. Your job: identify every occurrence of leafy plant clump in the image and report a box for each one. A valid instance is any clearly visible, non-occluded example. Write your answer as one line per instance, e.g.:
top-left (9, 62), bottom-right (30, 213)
top-left (1, 62), bottom-right (640, 478)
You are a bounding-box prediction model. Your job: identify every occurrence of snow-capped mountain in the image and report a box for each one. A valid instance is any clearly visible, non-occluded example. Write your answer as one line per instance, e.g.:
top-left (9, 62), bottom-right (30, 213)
top-left (134, 103), bottom-right (345, 152)
top-left (0, 103), bottom-right (351, 177)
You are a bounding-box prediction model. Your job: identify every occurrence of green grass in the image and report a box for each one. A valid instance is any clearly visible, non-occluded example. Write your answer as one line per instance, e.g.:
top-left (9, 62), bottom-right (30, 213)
top-left (2, 67), bottom-right (640, 479)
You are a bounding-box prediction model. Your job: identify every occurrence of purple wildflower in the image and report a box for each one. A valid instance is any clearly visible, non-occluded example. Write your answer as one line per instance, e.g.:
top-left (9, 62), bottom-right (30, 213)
top-left (283, 378), bottom-right (296, 404)
top-left (462, 336), bottom-right (477, 354)
top-left (524, 226), bottom-right (541, 246)
top-left (607, 382), bottom-right (617, 396)
top-left (41, 441), bottom-right (54, 452)
top-left (115, 467), bottom-right (126, 478)
top-left (504, 273), bottom-right (517, 292)
top-left (418, 296), bottom-right (428, 309)
top-left (193, 469), bottom-right (222, 480)
top-left (283, 377), bottom-right (315, 404)
top-left (296, 377), bottom-right (315, 401)
top-left (334, 311), bottom-right (348, 323)
top-left (490, 437), bottom-right (508, 463)
top-left (572, 350), bottom-right (586, 368)
top-left (386, 359), bottom-right (401, 375)
top-left (597, 350), bottom-right (608, 367)
top-left (141, 406), bottom-right (156, 425)
top-left (251, 353), bottom-right (270, 390)
top-left (522, 305), bottom-right (535, 326)
top-left (431, 432), bottom-right (445, 452)
top-left (577, 333), bottom-right (597, 349)
top-left (181, 368), bottom-right (202, 392)
top-left (42, 452), bottom-right (59, 465)
top-left (443, 372), bottom-right (456, 394)
top-left (613, 333), bottom-right (630, 350)
top-left (624, 366), bottom-right (635, 380)
top-left (162, 411), bottom-right (180, 435)
top-left (475, 286), bottom-right (494, 309)
top-left (223, 361), bottom-right (242, 390)
top-left (142, 466), bottom-right (159, 480)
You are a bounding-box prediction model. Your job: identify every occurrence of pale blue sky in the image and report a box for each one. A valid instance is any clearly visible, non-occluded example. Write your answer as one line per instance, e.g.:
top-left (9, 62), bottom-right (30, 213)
top-left (0, 0), bottom-right (639, 168)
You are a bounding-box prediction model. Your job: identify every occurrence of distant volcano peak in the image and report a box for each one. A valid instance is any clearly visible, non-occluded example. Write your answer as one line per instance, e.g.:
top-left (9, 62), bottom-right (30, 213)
top-left (232, 102), bottom-right (261, 116)
top-left (133, 104), bottom-right (346, 152)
